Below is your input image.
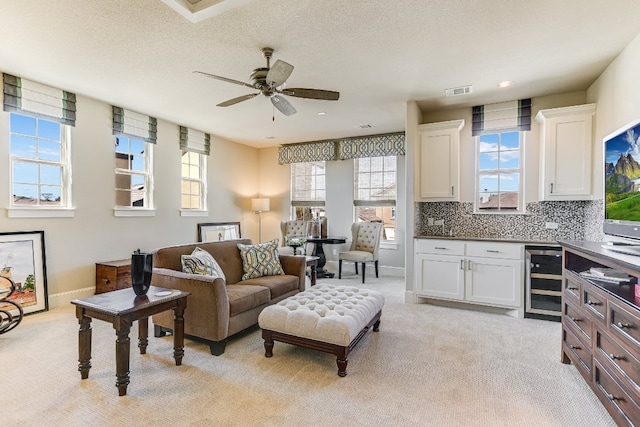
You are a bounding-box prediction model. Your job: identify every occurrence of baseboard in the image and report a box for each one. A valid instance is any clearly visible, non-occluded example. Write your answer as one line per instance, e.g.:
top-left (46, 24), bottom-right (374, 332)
top-left (48, 286), bottom-right (95, 309)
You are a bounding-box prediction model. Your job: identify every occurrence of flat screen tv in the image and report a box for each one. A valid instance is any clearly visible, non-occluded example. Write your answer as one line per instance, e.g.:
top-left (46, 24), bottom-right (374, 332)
top-left (604, 118), bottom-right (640, 241)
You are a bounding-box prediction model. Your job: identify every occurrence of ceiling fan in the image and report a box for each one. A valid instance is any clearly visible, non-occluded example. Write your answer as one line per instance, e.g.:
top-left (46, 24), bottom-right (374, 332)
top-left (194, 47), bottom-right (339, 117)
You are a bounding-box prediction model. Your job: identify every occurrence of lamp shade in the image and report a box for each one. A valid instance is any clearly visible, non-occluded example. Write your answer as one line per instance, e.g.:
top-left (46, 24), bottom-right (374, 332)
top-left (251, 197), bottom-right (270, 212)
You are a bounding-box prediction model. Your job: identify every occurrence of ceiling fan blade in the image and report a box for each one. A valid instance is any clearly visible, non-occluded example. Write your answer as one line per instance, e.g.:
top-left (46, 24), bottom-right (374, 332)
top-left (266, 60), bottom-right (294, 87)
top-left (217, 93), bottom-right (259, 107)
top-left (193, 71), bottom-right (255, 89)
top-left (271, 95), bottom-right (296, 116)
top-left (284, 88), bottom-right (340, 101)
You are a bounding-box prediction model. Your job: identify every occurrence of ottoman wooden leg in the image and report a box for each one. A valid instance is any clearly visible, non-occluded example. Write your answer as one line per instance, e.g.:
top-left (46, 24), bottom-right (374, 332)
top-left (262, 329), bottom-right (274, 357)
top-left (336, 347), bottom-right (348, 377)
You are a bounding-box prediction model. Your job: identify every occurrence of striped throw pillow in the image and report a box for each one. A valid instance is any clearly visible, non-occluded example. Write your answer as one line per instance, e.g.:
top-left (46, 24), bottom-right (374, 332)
top-left (237, 239), bottom-right (284, 280)
top-left (181, 247), bottom-right (226, 281)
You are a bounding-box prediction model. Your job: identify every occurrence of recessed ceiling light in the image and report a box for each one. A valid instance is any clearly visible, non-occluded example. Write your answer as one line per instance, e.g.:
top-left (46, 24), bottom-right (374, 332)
top-left (317, 112), bottom-right (326, 116)
top-left (497, 80), bottom-right (513, 88)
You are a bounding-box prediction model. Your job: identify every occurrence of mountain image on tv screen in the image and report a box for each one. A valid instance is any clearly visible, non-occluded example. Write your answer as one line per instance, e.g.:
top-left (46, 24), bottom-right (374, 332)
top-left (605, 121), bottom-right (640, 221)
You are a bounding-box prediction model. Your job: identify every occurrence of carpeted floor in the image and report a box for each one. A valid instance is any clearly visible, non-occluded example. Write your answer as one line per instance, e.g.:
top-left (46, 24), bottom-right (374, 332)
top-left (2, 275), bottom-right (615, 426)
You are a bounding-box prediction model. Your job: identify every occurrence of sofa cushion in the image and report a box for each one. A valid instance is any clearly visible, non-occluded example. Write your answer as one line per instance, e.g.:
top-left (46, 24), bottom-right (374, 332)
top-left (237, 239), bottom-right (284, 280)
top-left (241, 274), bottom-right (300, 299)
top-left (181, 247), bottom-right (226, 281)
top-left (226, 284), bottom-right (270, 316)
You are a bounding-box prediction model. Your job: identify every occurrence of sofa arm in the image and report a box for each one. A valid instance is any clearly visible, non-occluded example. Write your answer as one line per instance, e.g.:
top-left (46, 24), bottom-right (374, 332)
top-left (151, 267), bottom-right (230, 341)
top-left (278, 255), bottom-right (306, 291)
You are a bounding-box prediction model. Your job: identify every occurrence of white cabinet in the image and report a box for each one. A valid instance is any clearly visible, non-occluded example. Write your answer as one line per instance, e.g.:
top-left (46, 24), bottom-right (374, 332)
top-left (415, 119), bottom-right (465, 201)
top-left (536, 104), bottom-right (596, 200)
top-left (415, 239), bottom-right (523, 313)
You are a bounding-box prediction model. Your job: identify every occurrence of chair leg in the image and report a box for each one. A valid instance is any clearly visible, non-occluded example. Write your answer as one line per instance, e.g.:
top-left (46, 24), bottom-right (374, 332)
top-left (375, 260), bottom-right (379, 278)
top-left (355, 262), bottom-right (358, 274)
top-left (361, 262), bottom-right (366, 283)
top-left (338, 260), bottom-right (342, 279)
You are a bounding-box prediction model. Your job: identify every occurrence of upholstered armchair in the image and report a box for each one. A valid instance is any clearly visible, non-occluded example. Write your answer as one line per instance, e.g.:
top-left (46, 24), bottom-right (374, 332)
top-left (279, 218), bottom-right (328, 254)
top-left (338, 222), bottom-right (383, 283)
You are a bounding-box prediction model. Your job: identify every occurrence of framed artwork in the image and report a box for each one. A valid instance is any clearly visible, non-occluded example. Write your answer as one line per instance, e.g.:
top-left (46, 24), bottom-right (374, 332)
top-left (197, 222), bottom-right (241, 242)
top-left (0, 231), bottom-right (48, 315)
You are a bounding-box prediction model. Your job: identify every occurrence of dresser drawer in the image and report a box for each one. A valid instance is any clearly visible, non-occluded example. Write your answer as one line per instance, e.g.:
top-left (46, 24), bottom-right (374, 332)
top-left (415, 239), bottom-right (465, 256)
top-left (563, 272), bottom-right (581, 302)
top-left (582, 281), bottom-right (607, 323)
top-left (562, 325), bottom-right (591, 381)
top-left (593, 359), bottom-right (640, 427)
top-left (564, 299), bottom-right (592, 346)
top-left (95, 259), bottom-right (131, 294)
top-left (596, 328), bottom-right (640, 401)
top-left (609, 299), bottom-right (640, 352)
top-left (466, 241), bottom-right (522, 260)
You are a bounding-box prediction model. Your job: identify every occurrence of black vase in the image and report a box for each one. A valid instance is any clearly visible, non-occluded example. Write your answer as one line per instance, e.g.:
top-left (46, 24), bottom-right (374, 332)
top-left (131, 252), bottom-right (152, 296)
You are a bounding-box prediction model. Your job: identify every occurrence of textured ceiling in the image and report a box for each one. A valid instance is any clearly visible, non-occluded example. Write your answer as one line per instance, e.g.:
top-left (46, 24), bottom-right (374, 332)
top-left (1, 0), bottom-right (639, 148)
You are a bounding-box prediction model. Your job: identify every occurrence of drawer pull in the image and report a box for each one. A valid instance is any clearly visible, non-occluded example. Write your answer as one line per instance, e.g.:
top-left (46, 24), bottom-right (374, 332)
top-left (569, 344), bottom-right (579, 350)
top-left (603, 390), bottom-right (618, 401)
top-left (608, 353), bottom-right (622, 361)
top-left (486, 250), bottom-right (500, 253)
top-left (567, 286), bottom-right (578, 291)
top-left (103, 279), bottom-right (110, 285)
top-left (616, 322), bottom-right (630, 329)
top-left (586, 300), bottom-right (599, 306)
top-left (434, 247), bottom-right (448, 250)
top-left (569, 316), bottom-right (580, 322)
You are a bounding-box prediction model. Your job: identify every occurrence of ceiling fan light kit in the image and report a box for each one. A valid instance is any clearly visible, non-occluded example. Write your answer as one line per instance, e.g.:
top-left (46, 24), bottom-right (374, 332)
top-left (194, 47), bottom-right (339, 116)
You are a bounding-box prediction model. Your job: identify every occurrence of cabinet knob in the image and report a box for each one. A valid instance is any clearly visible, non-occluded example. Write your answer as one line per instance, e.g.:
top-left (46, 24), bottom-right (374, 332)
top-left (616, 322), bottom-right (630, 329)
top-left (608, 353), bottom-right (621, 361)
top-left (569, 316), bottom-right (579, 322)
top-left (604, 390), bottom-right (617, 401)
top-left (569, 344), bottom-right (579, 350)
top-left (586, 300), bottom-right (598, 306)
top-left (568, 287), bottom-right (578, 291)
top-left (103, 279), bottom-right (110, 285)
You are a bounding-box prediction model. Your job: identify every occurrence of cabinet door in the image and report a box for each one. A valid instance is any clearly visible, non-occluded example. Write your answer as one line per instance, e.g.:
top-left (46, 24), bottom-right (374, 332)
top-left (415, 253), bottom-right (465, 300)
top-left (416, 120), bottom-right (464, 201)
top-left (465, 257), bottom-right (522, 308)
top-left (537, 104), bottom-right (596, 200)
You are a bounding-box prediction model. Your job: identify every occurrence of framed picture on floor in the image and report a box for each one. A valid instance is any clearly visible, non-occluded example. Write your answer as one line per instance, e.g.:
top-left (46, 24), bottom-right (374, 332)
top-left (0, 231), bottom-right (48, 315)
top-left (197, 222), bottom-right (241, 242)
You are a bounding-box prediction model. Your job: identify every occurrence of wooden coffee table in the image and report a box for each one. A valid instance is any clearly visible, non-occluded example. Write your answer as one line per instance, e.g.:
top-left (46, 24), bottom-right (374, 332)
top-left (71, 286), bottom-right (190, 396)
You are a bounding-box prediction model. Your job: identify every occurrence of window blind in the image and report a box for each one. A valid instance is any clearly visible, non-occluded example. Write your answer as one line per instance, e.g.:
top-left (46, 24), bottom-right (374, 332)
top-left (179, 126), bottom-right (210, 155)
top-left (472, 98), bottom-right (531, 136)
top-left (290, 161), bottom-right (326, 207)
top-left (3, 73), bottom-right (76, 126)
top-left (112, 106), bottom-right (157, 144)
top-left (353, 156), bottom-right (397, 207)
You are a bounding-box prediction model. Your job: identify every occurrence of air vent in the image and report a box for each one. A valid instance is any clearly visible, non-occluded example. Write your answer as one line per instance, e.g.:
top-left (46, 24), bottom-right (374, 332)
top-left (356, 123), bottom-right (375, 129)
top-left (444, 85), bottom-right (473, 97)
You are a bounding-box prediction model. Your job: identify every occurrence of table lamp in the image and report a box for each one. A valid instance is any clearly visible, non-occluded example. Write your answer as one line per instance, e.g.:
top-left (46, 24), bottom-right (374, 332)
top-left (251, 197), bottom-right (270, 243)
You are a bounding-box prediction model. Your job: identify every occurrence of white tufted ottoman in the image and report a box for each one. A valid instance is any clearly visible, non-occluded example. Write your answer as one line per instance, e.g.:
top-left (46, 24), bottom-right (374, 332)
top-left (258, 284), bottom-right (384, 376)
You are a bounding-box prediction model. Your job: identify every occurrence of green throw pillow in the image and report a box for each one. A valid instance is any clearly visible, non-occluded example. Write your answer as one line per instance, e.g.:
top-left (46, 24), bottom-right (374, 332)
top-left (237, 239), bottom-right (284, 280)
top-left (181, 247), bottom-right (226, 281)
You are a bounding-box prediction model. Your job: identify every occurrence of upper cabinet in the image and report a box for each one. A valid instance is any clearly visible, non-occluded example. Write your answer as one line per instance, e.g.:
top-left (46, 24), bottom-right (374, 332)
top-left (415, 119), bottom-right (465, 201)
top-left (536, 104), bottom-right (596, 201)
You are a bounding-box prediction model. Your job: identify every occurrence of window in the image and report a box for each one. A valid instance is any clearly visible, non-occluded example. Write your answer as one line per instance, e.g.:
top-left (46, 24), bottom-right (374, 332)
top-left (10, 113), bottom-right (71, 207)
top-left (476, 131), bottom-right (524, 212)
top-left (115, 136), bottom-right (152, 208)
top-left (181, 151), bottom-right (206, 210)
top-left (354, 156), bottom-right (396, 241)
top-left (290, 161), bottom-right (325, 219)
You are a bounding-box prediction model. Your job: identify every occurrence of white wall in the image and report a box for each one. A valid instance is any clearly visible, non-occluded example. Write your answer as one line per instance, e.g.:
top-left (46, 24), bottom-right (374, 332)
top-left (0, 94), bottom-right (259, 307)
top-left (588, 33), bottom-right (640, 199)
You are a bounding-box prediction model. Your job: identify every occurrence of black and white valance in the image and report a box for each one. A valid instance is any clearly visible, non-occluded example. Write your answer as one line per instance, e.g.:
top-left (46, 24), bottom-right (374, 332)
top-left (112, 106), bottom-right (157, 144)
top-left (338, 132), bottom-right (405, 160)
top-left (472, 98), bottom-right (531, 136)
top-left (278, 140), bottom-right (337, 164)
top-left (3, 73), bottom-right (76, 126)
top-left (180, 126), bottom-right (210, 155)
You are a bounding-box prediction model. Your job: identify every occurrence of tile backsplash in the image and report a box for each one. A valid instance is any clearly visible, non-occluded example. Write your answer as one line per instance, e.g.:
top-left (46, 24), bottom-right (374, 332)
top-left (415, 200), bottom-right (604, 242)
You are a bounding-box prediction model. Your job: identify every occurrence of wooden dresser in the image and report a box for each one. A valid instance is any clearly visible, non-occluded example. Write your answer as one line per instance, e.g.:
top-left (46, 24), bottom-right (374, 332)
top-left (95, 259), bottom-right (131, 294)
top-left (560, 240), bottom-right (640, 426)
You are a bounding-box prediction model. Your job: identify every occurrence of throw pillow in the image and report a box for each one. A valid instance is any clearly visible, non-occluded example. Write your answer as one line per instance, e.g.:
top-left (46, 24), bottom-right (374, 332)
top-left (237, 239), bottom-right (284, 280)
top-left (181, 247), bottom-right (226, 281)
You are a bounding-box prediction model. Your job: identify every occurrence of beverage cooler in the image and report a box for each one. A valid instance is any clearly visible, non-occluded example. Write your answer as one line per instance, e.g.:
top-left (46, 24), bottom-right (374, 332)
top-left (524, 245), bottom-right (562, 321)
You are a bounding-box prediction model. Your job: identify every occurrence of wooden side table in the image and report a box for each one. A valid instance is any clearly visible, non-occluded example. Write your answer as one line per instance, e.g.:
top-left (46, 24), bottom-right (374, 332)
top-left (71, 286), bottom-right (190, 396)
top-left (95, 259), bottom-right (131, 294)
top-left (305, 256), bottom-right (320, 286)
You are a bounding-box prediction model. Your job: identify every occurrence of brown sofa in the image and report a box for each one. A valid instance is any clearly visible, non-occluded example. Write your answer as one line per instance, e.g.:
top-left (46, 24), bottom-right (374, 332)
top-left (150, 239), bottom-right (306, 355)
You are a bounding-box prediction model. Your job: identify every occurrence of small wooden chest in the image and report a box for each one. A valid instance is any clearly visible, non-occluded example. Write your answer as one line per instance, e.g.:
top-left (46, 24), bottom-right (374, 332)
top-left (95, 259), bottom-right (131, 294)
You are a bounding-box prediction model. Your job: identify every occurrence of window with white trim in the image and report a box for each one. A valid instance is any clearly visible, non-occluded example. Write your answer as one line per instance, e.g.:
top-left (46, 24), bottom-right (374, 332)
top-left (115, 136), bottom-right (152, 208)
top-left (354, 156), bottom-right (396, 241)
top-left (290, 161), bottom-right (325, 219)
top-left (476, 131), bottom-right (524, 212)
top-left (10, 113), bottom-right (71, 207)
top-left (181, 151), bottom-right (206, 210)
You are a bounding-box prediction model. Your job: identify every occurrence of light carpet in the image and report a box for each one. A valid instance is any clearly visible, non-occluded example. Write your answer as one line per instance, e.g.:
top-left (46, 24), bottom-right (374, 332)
top-left (1, 275), bottom-right (614, 426)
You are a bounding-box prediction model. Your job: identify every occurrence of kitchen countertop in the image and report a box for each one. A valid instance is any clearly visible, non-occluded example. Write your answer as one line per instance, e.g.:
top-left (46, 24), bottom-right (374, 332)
top-left (414, 235), bottom-right (559, 245)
